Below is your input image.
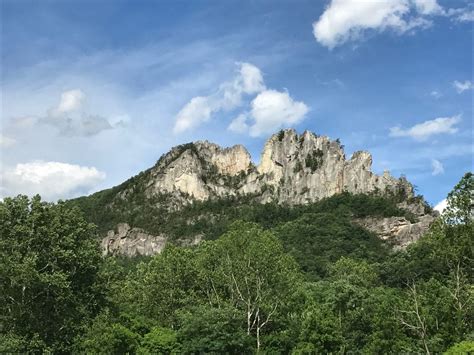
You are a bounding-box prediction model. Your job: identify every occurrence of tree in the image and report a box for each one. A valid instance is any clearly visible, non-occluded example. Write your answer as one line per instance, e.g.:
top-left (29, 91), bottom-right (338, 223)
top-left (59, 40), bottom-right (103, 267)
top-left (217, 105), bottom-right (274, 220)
top-left (77, 311), bottom-right (141, 354)
top-left (202, 221), bottom-right (302, 351)
top-left (116, 245), bottom-right (202, 328)
top-left (177, 305), bottom-right (252, 354)
top-left (138, 327), bottom-right (179, 354)
top-left (444, 341), bottom-right (474, 354)
top-left (443, 172), bottom-right (473, 225)
top-left (0, 195), bottom-right (104, 352)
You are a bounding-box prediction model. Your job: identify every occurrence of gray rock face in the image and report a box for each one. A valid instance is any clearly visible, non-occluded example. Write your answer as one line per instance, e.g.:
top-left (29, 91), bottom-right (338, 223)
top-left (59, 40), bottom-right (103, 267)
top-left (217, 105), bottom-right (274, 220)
top-left (102, 223), bottom-right (167, 256)
top-left (145, 141), bottom-right (253, 202)
top-left (355, 214), bottom-right (436, 250)
top-left (354, 199), bottom-right (438, 249)
top-left (140, 129), bottom-right (413, 205)
top-left (247, 129), bottom-right (413, 204)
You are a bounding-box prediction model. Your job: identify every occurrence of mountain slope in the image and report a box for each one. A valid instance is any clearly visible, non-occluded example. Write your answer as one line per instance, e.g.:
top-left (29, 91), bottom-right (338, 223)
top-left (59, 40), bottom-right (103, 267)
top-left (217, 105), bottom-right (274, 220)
top-left (68, 129), bottom-right (437, 256)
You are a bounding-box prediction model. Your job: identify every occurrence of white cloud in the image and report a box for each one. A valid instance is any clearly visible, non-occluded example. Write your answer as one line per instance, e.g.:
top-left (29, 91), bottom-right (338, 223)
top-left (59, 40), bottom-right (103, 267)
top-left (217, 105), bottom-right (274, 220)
top-left (312, 0), bottom-right (443, 48)
top-left (447, 7), bottom-right (474, 22)
top-left (9, 89), bottom-right (118, 137)
top-left (247, 90), bottom-right (309, 137)
top-left (228, 113), bottom-right (249, 134)
top-left (0, 134), bottom-right (16, 148)
top-left (40, 89), bottom-right (116, 136)
top-left (239, 62), bottom-right (266, 94)
top-left (452, 80), bottom-right (473, 93)
top-left (173, 96), bottom-right (215, 134)
top-left (51, 89), bottom-right (85, 116)
top-left (173, 62), bottom-right (265, 134)
top-left (412, 0), bottom-right (443, 15)
top-left (456, 10), bottom-right (474, 22)
top-left (389, 115), bottom-right (461, 141)
top-left (0, 161), bottom-right (106, 201)
top-left (430, 90), bottom-right (442, 99)
top-left (431, 159), bottom-right (444, 175)
top-left (434, 198), bottom-right (447, 214)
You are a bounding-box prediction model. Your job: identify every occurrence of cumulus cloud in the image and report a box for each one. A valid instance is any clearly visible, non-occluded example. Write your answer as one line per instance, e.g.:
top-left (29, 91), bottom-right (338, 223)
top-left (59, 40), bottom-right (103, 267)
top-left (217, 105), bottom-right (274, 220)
top-left (0, 134), bottom-right (16, 148)
top-left (431, 159), bottom-right (444, 175)
top-left (453, 80), bottom-right (473, 93)
top-left (312, 0), bottom-right (438, 48)
top-left (51, 89), bottom-right (85, 116)
top-left (228, 113), bottom-right (250, 134)
top-left (412, 0), bottom-right (443, 15)
top-left (447, 7), bottom-right (474, 22)
top-left (175, 62), bottom-right (309, 136)
top-left (9, 89), bottom-right (120, 137)
top-left (456, 10), bottom-right (474, 22)
top-left (39, 89), bottom-right (118, 136)
top-left (312, 0), bottom-right (472, 48)
top-left (173, 96), bottom-right (214, 134)
top-left (173, 62), bottom-right (266, 134)
top-left (229, 90), bottom-right (309, 137)
top-left (389, 115), bottom-right (461, 141)
top-left (434, 198), bottom-right (447, 214)
top-left (0, 161), bottom-right (106, 201)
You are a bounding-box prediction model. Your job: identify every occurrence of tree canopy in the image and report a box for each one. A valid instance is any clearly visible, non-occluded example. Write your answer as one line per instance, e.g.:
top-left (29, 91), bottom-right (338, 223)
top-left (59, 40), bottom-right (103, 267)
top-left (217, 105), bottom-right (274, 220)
top-left (1, 173), bottom-right (472, 353)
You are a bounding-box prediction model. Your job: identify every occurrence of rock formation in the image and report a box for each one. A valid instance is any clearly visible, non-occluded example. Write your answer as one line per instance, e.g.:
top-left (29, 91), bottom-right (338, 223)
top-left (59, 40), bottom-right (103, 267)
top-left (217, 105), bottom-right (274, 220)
top-left (102, 223), bottom-right (167, 257)
top-left (101, 129), bottom-right (435, 256)
top-left (355, 200), bottom-right (437, 250)
top-left (139, 129), bottom-right (413, 204)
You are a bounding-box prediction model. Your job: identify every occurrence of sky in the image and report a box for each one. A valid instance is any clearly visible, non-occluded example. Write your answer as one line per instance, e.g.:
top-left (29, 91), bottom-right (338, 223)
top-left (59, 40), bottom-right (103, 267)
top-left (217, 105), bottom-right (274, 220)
top-left (1, 0), bottom-right (473, 211)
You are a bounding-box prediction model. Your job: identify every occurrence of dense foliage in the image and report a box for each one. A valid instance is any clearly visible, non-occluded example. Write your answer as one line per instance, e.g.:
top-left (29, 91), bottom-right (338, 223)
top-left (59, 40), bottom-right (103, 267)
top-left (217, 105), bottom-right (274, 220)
top-left (0, 196), bottom-right (104, 352)
top-left (1, 173), bottom-right (472, 353)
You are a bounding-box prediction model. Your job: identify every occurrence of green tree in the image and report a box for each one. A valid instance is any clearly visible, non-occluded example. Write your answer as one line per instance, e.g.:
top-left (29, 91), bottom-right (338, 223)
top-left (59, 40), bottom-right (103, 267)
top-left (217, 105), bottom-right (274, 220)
top-left (0, 195), bottom-right (104, 352)
top-left (78, 311), bottom-right (141, 354)
top-left (138, 327), bottom-right (179, 354)
top-left (201, 221), bottom-right (302, 351)
top-left (177, 305), bottom-right (253, 354)
top-left (444, 172), bottom-right (473, 225)
top-left (116, 245), bottom-right (202, 328)
top-left (444, 340), bottom-right (474, 354)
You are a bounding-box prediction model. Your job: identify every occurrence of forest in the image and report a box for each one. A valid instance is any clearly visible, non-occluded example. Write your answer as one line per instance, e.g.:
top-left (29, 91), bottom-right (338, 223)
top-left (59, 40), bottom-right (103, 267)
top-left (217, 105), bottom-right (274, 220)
top-left (0, 173), bottom-right (472, 354)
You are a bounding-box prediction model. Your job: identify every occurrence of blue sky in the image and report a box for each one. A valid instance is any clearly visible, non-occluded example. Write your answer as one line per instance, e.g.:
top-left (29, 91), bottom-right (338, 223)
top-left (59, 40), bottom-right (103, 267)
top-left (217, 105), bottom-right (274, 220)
top-left (1, 0), bottom-right (472, 209)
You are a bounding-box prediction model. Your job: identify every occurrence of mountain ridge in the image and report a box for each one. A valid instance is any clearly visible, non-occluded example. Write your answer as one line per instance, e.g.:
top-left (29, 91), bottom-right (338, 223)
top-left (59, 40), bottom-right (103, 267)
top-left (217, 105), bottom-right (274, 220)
top-left (69, 129), bottom-right (437, 256)
top-left (120, 128), bottom-right (415, 205)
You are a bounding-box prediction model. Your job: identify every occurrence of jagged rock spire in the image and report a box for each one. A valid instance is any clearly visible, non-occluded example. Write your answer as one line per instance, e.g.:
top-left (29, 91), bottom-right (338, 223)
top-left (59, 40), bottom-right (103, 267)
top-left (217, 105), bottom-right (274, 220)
top-left (136, 128), bottom-right (413, 204)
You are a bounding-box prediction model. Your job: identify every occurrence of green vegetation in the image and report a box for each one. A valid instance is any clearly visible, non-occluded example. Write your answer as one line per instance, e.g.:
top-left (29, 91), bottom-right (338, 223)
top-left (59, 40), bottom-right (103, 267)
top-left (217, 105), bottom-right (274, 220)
top-left (293, 160), bottom-right (303, 173)
top-left (305, 148), bottom-right (324, 172)
top-left (1, 173), bottom-right (472, 353)
top-left (0, 196), bottom-right (104, 352)
top-left (277, 129), bottom-right (285, 141)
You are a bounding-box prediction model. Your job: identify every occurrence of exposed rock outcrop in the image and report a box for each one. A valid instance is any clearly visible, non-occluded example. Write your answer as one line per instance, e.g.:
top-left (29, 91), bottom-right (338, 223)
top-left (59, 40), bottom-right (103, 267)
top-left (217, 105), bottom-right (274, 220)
top-left (102, 223), bottom-right (167, 256)
top-left (145, 141), bottom-right (253, 202)
top-left (246, 129), bottom-right (413, 204)
top-left (355, 199), bottom-right (438, 249)
top-left (140, 129), bottom-right (413, 205)
top-left (102, 129), bottom-right (435, 256)
top-left (355, 214), bottom-right (436, 250)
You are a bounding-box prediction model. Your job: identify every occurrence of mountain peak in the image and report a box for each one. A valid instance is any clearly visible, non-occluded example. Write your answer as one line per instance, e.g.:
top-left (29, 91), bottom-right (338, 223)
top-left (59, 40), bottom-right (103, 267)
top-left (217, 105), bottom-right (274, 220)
top-left (122, 129), bottom-right (414, 204)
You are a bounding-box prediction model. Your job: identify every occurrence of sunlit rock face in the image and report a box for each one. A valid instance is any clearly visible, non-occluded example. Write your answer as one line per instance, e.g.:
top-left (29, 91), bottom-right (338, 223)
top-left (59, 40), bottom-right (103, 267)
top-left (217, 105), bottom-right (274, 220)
top-left (144, 141), bottom-right (253, 201)
top-left (355, 201), bottom-right (438, 250)
top-left (248, 129), bottom-right (413, 204)
top-left (101, 223), bottom-right (167, 257)
top-left (140, 129), bottom-right (413, 205)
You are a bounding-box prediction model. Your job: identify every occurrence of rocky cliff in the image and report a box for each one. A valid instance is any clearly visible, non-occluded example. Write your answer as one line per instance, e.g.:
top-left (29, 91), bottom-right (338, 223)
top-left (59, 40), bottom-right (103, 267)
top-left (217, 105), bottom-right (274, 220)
top-left (92, 129), bottom-right (436, 256)
top-left (134, 129), bottom-right (413, 204)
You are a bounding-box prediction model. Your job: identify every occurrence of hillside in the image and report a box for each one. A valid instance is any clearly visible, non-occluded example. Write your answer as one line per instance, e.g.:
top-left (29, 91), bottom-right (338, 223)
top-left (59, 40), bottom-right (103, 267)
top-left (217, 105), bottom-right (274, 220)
top-left (68, 129), bottom-right (437, 256)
